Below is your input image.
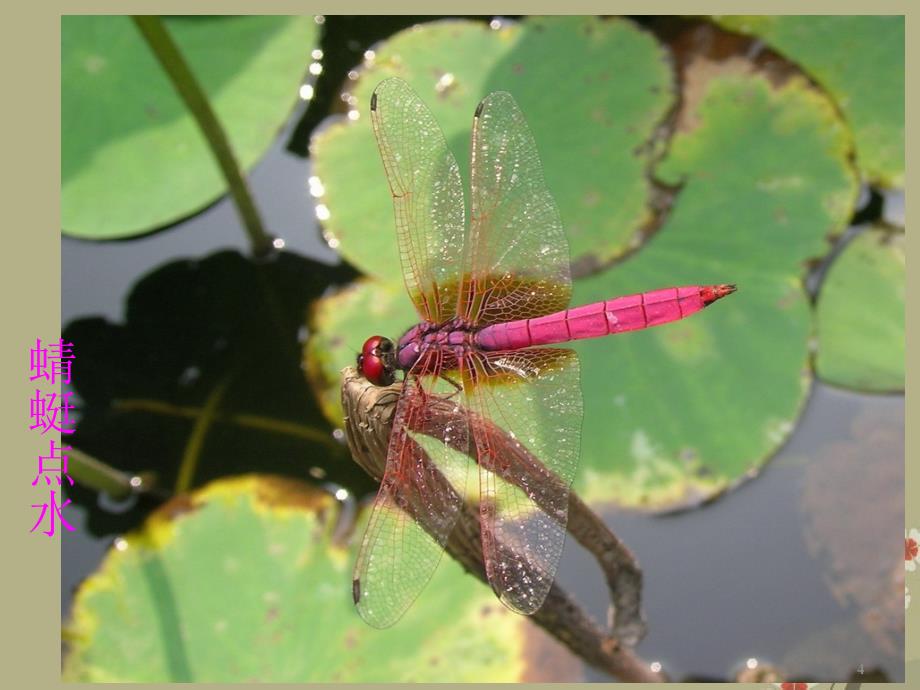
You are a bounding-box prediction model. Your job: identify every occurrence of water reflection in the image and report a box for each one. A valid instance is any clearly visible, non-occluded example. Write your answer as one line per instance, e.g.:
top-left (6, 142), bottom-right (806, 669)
top-left (560, 383), bottom-right (903, 681)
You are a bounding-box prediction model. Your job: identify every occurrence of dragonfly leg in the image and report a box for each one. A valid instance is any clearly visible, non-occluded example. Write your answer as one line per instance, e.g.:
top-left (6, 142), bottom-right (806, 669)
top-left (439, 373), bottom-right (463, 398)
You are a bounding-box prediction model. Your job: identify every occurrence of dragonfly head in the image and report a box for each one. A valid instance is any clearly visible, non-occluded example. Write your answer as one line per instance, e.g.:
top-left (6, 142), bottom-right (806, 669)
top-left (357, 335), bottom-right (396, 386)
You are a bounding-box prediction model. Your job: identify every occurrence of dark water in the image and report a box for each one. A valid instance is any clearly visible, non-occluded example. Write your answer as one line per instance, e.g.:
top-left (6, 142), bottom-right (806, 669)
top-left (61, 15), bottom-right (904, 682)
top-left (560, 383), bottom-right (903, 681)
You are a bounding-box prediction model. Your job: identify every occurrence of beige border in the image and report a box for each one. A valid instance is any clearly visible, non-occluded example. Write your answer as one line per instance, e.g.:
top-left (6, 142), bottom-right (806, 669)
top-left (2, 3), bottom-right (63, 689)
top-left (0, 3), bottom-right (910, 689)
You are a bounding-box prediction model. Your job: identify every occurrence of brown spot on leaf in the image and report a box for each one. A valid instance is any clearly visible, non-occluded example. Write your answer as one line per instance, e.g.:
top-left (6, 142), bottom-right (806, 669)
top-left (775, 287), bottom-right (800, 310)
top-left (646, 18), bottom-right (806, 137)
top-left (589, 107), bottom-right (612, 127)
top-left (581, 190), bottom-right (601, 208)
top-left (254, 476), bottom-right (332, 513)
top-left (679, 447), bottom-right (698, 463)
top-left (155, 494), bottom-right (200, 521)
top-left (678, 55), bottom-right (754, 134)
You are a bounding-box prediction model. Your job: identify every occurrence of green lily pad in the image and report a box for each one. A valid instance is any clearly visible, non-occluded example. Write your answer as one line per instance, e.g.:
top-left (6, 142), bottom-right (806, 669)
top-left (63, 475), bottom-right (542, 682)
top-left (568, 63), bottom-right (857, 507)
top-left (306, 278), bottom-right (417, 423)
top-left (62, 16), bottom-right (317, 239)
top-left (311, 16), bottom-right (674, 278)
top-left (815, 227), bottom-right (904, 392)
top-left (306, 57), bottom-right (856, 510)
top-left (713, 15), bottom-right (904, 188)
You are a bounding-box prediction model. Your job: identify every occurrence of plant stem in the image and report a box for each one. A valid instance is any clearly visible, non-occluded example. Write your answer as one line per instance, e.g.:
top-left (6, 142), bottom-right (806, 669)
top-left (174, 377), bottom-right (231, 495)
top-left (131, 15), bottom-right (274, 257)
top-left (112, 398), bottom-right (342, 452)
top-left (67, 446), bottom-right (149, 501)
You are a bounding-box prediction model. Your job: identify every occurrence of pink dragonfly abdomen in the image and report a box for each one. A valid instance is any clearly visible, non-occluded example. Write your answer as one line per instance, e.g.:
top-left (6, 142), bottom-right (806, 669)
top-left (475, 285), bottom-right (735, 351)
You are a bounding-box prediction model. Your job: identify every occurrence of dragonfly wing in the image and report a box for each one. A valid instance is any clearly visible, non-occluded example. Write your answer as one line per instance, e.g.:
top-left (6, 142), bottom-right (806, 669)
top-left (463, 91), bottom-right (571, 325)
top-left (352, 371), bottom-right (471, 627)
top-left (462, 348), bottom-right (582, 614)
top-left (371, 78), bottom-right (467, 324)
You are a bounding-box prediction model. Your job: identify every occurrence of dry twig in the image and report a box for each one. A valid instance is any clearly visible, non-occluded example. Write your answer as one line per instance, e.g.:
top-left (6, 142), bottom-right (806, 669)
top-left (341, 367), bottom-right (662, 682)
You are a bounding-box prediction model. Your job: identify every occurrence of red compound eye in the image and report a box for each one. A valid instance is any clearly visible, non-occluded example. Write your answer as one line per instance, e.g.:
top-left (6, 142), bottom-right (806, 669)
top-left (358, 335), bottom-right (395, 386)
top-left (362, 335), bottom-right (384, 356)
top-left (359, 352), bottom-right (387, 385)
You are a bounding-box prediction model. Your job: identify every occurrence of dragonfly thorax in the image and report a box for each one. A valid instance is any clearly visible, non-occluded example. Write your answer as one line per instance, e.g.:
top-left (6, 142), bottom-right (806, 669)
top-left (394, 318), bottom-right (477, 373)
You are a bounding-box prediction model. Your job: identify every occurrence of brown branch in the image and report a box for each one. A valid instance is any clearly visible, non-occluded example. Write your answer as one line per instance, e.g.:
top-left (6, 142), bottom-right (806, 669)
top-left (340, 367), bottom-right (661, 682)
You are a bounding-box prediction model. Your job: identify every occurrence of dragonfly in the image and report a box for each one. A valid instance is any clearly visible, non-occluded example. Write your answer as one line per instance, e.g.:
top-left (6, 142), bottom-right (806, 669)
top-left (351, 77), bottom-right (735, 628)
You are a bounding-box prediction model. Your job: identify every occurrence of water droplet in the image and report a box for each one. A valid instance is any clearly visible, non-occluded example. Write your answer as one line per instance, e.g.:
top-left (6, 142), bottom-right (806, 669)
top-left (308, 176), bottom-right (325, 198)
top-left (435, 72), bottom-right (456, 94)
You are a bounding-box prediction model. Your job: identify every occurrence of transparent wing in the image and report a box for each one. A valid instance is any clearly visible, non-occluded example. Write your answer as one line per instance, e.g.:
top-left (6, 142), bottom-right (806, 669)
top-left (371, 78), bottom-right (467, 324)
top-left (462, 348), bottom-right (582, 614)
top-left (352, 369), bottom-right (471, 627)
top-left (461, 91), bottom-right (572, 326)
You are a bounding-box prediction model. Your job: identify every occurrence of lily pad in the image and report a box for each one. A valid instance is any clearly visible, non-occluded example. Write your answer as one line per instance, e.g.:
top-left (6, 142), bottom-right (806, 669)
top-left (307, 57), bottom-right (856, 510)
top-left (568, 61), bottom-right (857, 506)
top-left (63, 475), bottom-right (559, 682)
top-left (713, 15), bottom-right (904, 188)
top-left (311, 16), bottom-right (674, 278)
top-left (63, 250), bottom-right (368, 537)
top-left (62, 15), bottom-right (317, 239)
top-left (306, 278), bottom-right (417, 423)
top-left (815, 227), bottom-right (904, 392)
